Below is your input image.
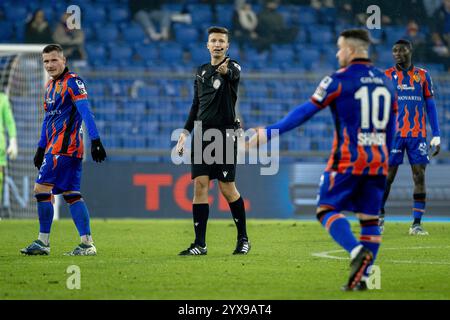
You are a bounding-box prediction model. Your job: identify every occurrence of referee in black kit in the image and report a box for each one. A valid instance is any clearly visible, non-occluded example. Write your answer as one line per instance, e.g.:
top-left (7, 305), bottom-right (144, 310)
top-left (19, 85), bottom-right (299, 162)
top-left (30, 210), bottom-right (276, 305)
top-left (176, 26), bottom-right (250, 256)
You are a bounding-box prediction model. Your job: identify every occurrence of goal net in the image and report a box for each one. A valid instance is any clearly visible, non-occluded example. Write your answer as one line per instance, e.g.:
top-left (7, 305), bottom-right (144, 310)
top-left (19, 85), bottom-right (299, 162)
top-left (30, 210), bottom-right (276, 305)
top-left (0, 45), bottom-right (47, 219)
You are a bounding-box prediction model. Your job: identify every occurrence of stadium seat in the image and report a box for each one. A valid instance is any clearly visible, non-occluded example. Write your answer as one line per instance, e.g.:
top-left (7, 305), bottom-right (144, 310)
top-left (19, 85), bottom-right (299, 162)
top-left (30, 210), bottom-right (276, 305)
top-left (298, 46), bottom-right (321, 68)
top-left (109, 46), bottom-right (133, 63)
top-left (122, 137), bottom-right (146, 149)
top-left (309, 25), bottom-right (334, 45)
top-left (86, 43), bottom-right (107, 61)
top-left (161, 3), bottom-right (184, 12)
top-left (319, 7), bottom-right (337, 25)
top-left (271, 47), bottom-right (295, 64)
top-left (159, 43), bottom-right (184, 63)
top-left (278, 6), bottom-right (294, 27)
top-left (135, 44), bottom-right (159, 61)
top-left (369, 28), bottom-right (385, 43)
top-left (122, 23), bottom-right (147, 44)
top-left (186, 4), bottom-right (212, 27)
top-left (101, 136), bottom-right (121, 149)
top-left (189, 46), bottom-right (210, 65)
top-left (137, 85), bottom-right (160, 98)
top-left (174, 25), bottom-right (199, 46)
top-left (86, 82), bottom-right (105, 96)
top-left (0, 22), bottom-right (13, 41)
top-left (83, 6), bottom-right (107, 25)
top-left (5, 6), bottom-right (28, 22)
top-left (95, 24), bottom-right (119, 42)
top-left (215, 4), bottom-right (234, 27)
top-left (377, 49), bottom-right (393, 67)
top-left (108, 7), bottom-right (129, 23)
top-left (298, 6), bottom-right (318, 25)
top-left (384, 26), bottom-right (407, 46)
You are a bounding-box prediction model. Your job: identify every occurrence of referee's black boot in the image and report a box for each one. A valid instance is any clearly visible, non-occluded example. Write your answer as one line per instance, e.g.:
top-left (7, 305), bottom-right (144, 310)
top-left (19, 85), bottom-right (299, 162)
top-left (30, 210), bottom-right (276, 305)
top-left (178, 243), bottom-right (207, 256)
top-left (233, 238), bottom-right (251, 255)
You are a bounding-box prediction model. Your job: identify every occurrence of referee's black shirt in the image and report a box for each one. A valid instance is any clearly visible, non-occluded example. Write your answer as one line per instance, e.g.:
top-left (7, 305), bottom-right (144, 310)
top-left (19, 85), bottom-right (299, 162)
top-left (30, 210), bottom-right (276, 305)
top-left (183, 58), bottom-right (241, 131)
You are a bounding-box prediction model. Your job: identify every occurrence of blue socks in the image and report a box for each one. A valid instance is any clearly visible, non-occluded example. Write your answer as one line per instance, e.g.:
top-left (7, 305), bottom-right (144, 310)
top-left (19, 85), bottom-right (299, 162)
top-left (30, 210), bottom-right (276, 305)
top-left (359, 219), bottom-right (382, 277)
top-left (359, 219), bottom-right (381, 260)
top-left (413, 193), bottom-right (426, 225)
top-left (64, 194), bottom-right (91, 237)
top-left (318, 211), bottom-right (359, 253)
top-left (35, 193), bottom-right (54, 234)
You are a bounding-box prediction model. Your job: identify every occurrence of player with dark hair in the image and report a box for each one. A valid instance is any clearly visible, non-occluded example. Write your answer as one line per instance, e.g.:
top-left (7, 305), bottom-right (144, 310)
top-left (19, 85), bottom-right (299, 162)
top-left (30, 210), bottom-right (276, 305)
top-left (20, 44), bottom-right (106, 256)
top-left (380, 39), bottom-right (440, 235)
top-left (176, 26), bottom-right (250, 256)
top-left (249, 29), bottom-right (397, 290)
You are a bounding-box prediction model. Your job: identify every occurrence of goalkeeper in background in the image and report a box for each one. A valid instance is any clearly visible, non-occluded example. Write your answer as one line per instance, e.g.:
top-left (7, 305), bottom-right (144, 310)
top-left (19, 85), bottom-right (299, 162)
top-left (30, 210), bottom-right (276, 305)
top-left (0, 91), bottom-right (18, 207)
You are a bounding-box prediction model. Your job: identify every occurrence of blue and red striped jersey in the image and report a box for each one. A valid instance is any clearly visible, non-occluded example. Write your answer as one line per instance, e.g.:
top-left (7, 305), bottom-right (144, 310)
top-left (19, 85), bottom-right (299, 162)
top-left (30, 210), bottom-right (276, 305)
top-left (310, 59), bottom-right (397, 176)
top-left (385, 65), bottom-right (434, 138)
top-left (41, 68), bottom-right (88, 158)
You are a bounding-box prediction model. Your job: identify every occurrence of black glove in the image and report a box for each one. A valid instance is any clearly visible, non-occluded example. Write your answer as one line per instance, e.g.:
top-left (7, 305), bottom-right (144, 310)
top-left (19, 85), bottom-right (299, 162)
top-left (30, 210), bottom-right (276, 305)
top-left (33, 147), bottom-right (45, 169)
top-left (91, 138), bottom-right (106, 163)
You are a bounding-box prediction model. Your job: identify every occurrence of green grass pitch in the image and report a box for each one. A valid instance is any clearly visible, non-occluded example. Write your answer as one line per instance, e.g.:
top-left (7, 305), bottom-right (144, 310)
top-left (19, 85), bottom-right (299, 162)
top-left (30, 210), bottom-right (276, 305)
top-left (1, 219), bottom-right (449, 300)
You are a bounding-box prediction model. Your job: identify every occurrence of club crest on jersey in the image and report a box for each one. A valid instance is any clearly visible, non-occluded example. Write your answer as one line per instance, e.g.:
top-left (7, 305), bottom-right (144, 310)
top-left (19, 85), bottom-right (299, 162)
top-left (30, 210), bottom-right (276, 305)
top-left (56, 81), bottom-right (62, 94)
top-left (418, 142), bottom-right (427, 156)
top-left (413, 71), bottom-right (421, 83)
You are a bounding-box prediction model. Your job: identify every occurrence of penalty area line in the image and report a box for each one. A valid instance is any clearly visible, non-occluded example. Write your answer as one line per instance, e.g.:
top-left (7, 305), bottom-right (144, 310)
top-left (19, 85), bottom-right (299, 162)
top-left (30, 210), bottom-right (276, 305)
top-left (312, 245), bottom-right (450, 265)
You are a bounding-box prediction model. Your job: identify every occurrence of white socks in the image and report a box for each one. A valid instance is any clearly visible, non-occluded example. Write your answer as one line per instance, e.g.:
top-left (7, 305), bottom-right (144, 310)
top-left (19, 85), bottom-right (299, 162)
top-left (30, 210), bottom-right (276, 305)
top-left (350, 244), bottom-right (363, 260)
top-left (81, 234), bottom-right (93, 245)
top-left (38, 233), bottom-right (50, 246)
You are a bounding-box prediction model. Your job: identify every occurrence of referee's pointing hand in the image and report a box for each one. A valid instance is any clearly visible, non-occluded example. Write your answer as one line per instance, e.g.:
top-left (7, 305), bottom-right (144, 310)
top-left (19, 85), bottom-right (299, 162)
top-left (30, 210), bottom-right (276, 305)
top-left (217, 58), bottom-right (230, 75)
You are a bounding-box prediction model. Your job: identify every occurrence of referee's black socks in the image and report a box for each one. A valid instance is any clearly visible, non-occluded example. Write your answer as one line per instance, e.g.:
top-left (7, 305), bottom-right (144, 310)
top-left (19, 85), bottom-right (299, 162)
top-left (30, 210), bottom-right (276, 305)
top-left (229, 197), bottom-right (248, 241)
top-left (193, 203), bottom-right (209, 247)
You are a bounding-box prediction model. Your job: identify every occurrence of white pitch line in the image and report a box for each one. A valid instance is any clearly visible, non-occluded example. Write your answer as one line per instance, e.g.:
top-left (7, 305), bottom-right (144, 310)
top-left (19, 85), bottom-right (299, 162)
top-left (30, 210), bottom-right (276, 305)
top-left (312, 246), bottom-right (450, 265)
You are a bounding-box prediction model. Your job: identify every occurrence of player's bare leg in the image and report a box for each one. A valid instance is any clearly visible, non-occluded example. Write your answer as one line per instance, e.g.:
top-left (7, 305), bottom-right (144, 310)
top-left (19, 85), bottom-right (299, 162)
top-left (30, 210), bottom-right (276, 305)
top-left (379, 165), bottom-right (399, 233)
top-left (179, 175), bottom-right (209, 255)
top-left (20, 183), bottom-right (54, 255)
top-left (193, 175), bottom-right (210, 204)
top-left (219, 181), bottom-right (250, 254)
top-left (409, 164), bottom-right (428, 235)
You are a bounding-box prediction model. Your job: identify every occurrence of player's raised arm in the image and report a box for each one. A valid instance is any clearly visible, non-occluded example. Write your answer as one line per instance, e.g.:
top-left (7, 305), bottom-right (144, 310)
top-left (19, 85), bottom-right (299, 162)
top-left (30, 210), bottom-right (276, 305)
top-left (248, 75), bottom-right (340, 148)
top-left (67, 77), bottom-right (106, 162)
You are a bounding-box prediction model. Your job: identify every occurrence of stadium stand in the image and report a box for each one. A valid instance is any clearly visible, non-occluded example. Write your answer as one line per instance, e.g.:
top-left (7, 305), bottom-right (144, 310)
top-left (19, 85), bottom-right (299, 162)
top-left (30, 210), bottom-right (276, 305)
top-left (1, 0), bottom-right (449, 163)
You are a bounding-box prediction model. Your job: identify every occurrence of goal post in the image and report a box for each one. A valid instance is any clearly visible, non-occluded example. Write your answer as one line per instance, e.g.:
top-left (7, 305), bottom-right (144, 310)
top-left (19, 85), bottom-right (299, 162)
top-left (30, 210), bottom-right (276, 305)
top-left (0, 44), bottom-right (62, 219)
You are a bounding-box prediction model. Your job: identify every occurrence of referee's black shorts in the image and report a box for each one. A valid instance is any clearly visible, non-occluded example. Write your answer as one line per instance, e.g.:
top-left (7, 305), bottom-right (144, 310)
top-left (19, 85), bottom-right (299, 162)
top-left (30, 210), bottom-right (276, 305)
top-left (191, 126), bottom-right (237, 182)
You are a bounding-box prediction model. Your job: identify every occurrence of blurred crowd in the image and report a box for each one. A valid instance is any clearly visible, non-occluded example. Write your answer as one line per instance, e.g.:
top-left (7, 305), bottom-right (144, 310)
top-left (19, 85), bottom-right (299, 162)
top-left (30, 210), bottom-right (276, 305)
top-left (15, 0), bottom-right (450, 71)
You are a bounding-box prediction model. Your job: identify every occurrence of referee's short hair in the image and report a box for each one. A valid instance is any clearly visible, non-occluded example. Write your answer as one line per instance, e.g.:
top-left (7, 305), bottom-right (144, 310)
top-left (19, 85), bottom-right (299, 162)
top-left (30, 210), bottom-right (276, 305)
top-left (207, 26), bottom-right (230, 38)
